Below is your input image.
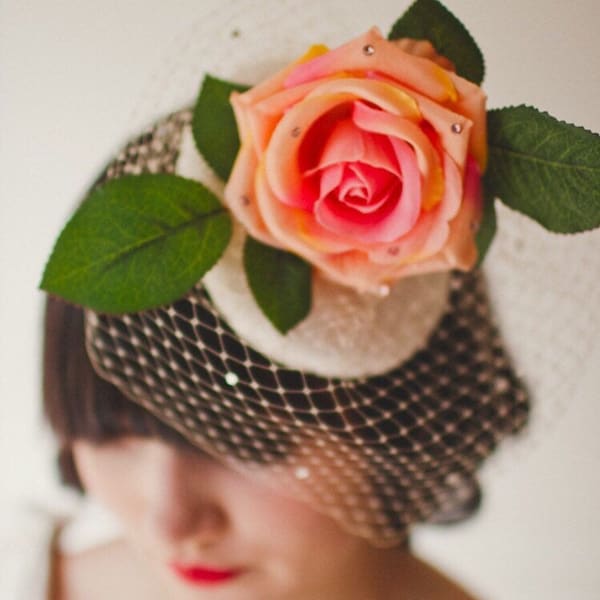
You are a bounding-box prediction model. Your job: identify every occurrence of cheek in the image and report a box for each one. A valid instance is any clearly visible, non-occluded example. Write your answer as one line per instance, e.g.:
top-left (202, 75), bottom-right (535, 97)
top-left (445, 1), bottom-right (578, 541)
top-left (73, 442), bottom-right (145, 525)
top-left (258, 504), bottom-right (368, 591)
top-left (237, 480), bottom-right (365, 571)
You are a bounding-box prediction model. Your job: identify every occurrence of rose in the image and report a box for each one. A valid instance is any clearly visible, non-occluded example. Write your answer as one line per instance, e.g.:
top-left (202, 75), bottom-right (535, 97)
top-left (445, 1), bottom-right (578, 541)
top-left (224, 28), bottom-right (486, 292)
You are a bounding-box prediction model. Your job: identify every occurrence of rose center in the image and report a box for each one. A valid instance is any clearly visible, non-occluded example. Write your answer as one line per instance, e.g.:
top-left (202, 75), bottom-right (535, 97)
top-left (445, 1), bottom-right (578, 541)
top-left (331, 162), bottom-right (401, 216)
top-left (297, 103), bottom-right (422, 244)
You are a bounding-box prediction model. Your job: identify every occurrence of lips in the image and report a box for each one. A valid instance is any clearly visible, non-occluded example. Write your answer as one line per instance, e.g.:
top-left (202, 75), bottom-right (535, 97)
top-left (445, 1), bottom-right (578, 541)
top-left (170, 562), bottom-right (243, 585)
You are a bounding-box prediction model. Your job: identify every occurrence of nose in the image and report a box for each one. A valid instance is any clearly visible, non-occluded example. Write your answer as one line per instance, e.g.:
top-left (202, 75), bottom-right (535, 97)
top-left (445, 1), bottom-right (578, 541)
top-left (143, 443), bottom-right (229, 548)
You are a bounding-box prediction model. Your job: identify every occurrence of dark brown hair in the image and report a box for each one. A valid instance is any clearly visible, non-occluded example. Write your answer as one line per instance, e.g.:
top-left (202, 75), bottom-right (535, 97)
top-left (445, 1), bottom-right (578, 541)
top-left (43, 296), bottom-right (198, 490)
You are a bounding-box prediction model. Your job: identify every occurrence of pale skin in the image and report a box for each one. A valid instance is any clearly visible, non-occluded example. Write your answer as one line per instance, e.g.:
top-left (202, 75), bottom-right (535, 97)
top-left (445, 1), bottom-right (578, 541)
top-left (52, 437), bottom-right (479, 600)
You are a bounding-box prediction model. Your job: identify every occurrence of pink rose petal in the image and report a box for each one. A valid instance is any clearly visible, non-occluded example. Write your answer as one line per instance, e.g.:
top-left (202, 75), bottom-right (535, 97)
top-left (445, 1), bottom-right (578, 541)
top-left (367, 152), bottom-right (462, 265)
top-left (442, 156), bottom-right (483, 268)
top-left (264, 92), bottom-right (355, 209)
top-left (352, 100), bottom-right (445, 210)
top-left (315, 139), bottom-right (421, 244)
top-left (224, 142), bottom-right (279, 247)
top-left (285, 28), bottom-right (458, 104)
top-left (255, 163), bottom-right (354, 255)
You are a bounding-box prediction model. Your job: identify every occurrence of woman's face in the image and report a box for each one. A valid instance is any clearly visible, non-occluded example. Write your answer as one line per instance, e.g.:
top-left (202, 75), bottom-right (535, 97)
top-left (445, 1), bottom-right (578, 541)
top-left (72, 437), bottom-right (403, 600)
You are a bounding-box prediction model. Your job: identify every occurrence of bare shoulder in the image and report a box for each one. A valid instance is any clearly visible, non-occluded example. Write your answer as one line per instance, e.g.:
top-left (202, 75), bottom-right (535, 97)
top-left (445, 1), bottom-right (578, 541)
top-left (54, 539), bottom-right (159, 600)
top-left (391, 553), bottom-right (480, 600)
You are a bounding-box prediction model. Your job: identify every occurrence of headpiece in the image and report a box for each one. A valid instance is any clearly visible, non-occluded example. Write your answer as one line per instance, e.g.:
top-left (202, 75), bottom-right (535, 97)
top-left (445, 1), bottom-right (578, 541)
top-left (41, 0), bottom-right (600, 546)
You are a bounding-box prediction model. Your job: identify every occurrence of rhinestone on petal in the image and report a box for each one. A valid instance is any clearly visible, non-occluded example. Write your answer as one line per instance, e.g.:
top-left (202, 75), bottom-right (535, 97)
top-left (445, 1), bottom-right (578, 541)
top-left (378, 285), bottom-right (391, 297)
top-left (451, 122), bottom-right (463, 134)
top-left (362, 44), bottom-right (375, 56)
top-left (224, 372), bottom-right (239, 386)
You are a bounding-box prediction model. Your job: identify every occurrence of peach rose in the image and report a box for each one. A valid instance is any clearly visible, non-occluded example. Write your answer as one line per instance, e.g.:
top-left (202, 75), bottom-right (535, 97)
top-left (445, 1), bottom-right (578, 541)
top-left (224, 28), bottom-right (486, 292)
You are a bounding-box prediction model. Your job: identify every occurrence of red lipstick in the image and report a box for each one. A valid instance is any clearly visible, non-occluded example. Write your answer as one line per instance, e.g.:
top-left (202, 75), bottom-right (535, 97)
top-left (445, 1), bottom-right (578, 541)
top-left (170, 563), bottom-right (242, 585)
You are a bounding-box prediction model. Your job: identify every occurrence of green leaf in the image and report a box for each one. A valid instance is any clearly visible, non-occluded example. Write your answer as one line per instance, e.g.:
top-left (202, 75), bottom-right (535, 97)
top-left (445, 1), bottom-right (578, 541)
top-left (243, 236), bottom-right (312, 334)
top-left (192, 75), bottom-right (249, 181)
top-left (40, 173), bottom-right (232, 313)
top-left (388, 0), bottom-right (485, 85)
top-left (475, 187), bottom-right (497, 266)
top-left (485, 105), bottom-right (600, 233)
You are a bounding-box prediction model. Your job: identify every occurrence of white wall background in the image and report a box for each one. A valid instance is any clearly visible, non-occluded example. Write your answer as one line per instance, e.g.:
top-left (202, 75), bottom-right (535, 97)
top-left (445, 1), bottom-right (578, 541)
top-left (1, 0), bottom-right (599, 598)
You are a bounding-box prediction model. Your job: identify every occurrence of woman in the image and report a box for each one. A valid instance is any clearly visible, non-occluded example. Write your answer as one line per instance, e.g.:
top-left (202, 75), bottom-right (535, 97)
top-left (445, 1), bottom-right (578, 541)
top-left (4, 2), bottom-right (600, 597)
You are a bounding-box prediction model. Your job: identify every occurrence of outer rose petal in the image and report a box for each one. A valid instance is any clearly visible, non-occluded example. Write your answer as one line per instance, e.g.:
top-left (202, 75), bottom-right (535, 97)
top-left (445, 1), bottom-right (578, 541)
top-left (393, 35), bottom-right (486, 168)
top-left (286, 27), bottom-right (458, 104)
top-left (232, 81), bottom-right (320, 155)
top-left (233, 43), bottom-right (329, 109)
top-left (442, 156), bottom-right (483, 268)
top-left (394, 39), bottom-right (455, 71)
top-left (225, 142), bottom-right (279, 247)
top-left (449, 75), bottom-right (487, 169)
